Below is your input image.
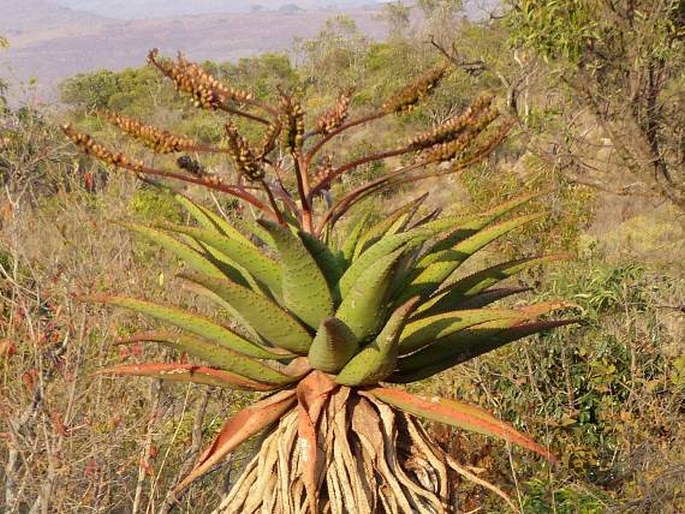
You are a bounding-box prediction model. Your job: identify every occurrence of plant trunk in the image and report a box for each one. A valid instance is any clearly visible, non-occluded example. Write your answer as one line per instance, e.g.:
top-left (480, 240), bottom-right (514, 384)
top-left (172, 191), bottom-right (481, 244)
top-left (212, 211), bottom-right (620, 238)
top-left (213, 387), bottom-right (456, 514)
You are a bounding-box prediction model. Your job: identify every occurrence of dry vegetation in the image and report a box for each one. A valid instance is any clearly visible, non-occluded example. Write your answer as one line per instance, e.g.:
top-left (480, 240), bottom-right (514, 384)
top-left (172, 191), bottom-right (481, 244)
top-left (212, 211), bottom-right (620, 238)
top-left (2, 114), bottom-right (683, 514)
top-left (1, 2), bottom-right (684, 512)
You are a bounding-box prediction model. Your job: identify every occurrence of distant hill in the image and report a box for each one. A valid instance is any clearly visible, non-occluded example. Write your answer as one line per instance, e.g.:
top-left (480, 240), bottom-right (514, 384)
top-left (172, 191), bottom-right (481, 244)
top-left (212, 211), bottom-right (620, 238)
top-left (0, 0), bottom-right (109, 35)
top-left (0, 4), bottom-right (387, 104)
top-left (53, 0), bottom-right (383, 19)
top-left (0, 0), bottom-right (499, 104)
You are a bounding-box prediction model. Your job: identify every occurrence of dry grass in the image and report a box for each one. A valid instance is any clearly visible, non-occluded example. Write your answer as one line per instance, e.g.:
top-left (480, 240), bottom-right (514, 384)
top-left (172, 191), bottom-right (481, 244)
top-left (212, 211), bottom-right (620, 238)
top-left (0, 176), bottom-right (257, 513)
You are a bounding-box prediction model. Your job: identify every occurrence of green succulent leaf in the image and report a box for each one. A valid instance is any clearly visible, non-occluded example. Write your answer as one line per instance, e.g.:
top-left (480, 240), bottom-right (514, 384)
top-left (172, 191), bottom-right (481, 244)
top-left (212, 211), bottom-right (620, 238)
top-left (118, 331), bottom-right (297, 384)
top-left (414, 187), bottom-right (544, 258)
top-left (233, 217), bottom-right (277, 248)
top-left (173, 193), bottom-right (220, 230)
top-left (308, 317), bottom-right (359, 373)
top-left (257, 219), bottom-right (334, 328)
top-left (419, 254), bottom-right (568, 317)
top-left (361, 387), bottom-right (556, 461)
top-left (399, 308), bottom-right (524, 354)
top-left (173, 193), bottom-right (254, 246)
top-left (124, 223), bottom-right (215, 275)
top-left (298, 230), bottom-right (345, 301)
top-left (392, 318), bottom-right (578, 383)
top-left (86, 294), bottom-right (287, 359)
top-left (340, 210), bottom-right (371, 264)
top-left (444, 253), bottom-right (567, 299)
top-left (388, 212), bottom-right (508, 301)
top-left (397, 213), bottom-right (544, 304)
top-left (336, 248), bottom-right (406, 342)
top-left (443, 286), bottom-right (532, 310)
top-left (354, 194), bottom-right (428, 258)
top-left (339, 228), bottom-right (431, 299)
top-left (407, 207), bottom-right (442, 230)
top-left (124, 223), bottom-right (254, 288)
top-left (182, 272), bottom-right (313, 354)
top-left (481, 191), bottom-right (542, 217)
top-left (451, 212), bottom-right (544, 259)
top-left (190, 240), bottom-right (260, 291)
top-left (336, 298), bottom-right (418, 386)
top-left (180, 279), bottom-right (262, 341)
top-left (158, 223), bottom-right (283, 299)
top-left (99, 362), bottom-right (280, 391)
top-left (415, 214), bottom-right (493, 260)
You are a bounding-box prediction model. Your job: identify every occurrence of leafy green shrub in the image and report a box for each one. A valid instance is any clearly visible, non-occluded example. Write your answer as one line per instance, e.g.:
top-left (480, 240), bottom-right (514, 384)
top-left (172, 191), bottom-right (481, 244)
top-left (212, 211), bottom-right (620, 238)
top-left (129, 187), bottom-right (183, 224)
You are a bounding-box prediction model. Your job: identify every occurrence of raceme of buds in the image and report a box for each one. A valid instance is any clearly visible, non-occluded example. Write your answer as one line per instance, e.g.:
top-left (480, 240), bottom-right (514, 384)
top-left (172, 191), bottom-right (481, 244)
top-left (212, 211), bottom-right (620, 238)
top-left (104, 111), bottom-right (196, 153)
top-left (314, 155), bottom-right (334, 184)
top-left (279, 95), bottom-right (305, 152)
top-left (147, 49), bottom-right (252, 110)
top-left (382, 64), bottom-right (450, 114)
top-left (408, 93), bottom-right (496, 151)
top-left (62, 124), bottom-right (143, 171)
top-left (225, 122), bottom-right (264, 180)
top-left (258, 122), bottom-right (281, 158)
top-left (421, 106), bottom-right (500, 164)
top-left (422, 130), bottom-right (474, 164)
top-left (315, 92), bottom-right (351, 134)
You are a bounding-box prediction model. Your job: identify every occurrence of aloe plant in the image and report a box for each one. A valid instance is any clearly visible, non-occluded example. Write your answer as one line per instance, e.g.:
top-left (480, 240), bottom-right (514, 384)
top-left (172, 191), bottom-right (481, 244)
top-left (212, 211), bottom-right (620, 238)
top-left (65, 50), bottom-right (574, 513)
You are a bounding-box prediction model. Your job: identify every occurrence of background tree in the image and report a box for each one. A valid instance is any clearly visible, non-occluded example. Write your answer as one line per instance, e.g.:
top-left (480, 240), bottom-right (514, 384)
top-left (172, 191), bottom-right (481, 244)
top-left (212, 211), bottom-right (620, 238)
top-left (294, 15), bottom-right (370, 89)
top-left (379, 1), bottom-right (412, 42)
top-left (1, 36), bottom-right (9, 110)
top-left (506, 0), bottom-right (685, 210)
top-left (417, 0), bottom-right (466, 47)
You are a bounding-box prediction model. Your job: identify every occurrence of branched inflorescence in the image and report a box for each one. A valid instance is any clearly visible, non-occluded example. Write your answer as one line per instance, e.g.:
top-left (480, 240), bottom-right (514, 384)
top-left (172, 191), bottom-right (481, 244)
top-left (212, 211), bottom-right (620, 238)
top-left (409, 93), bottom-right (495, 151)
top-left (409, 93), bottom-right (501, 164)
top-left (176, 155), bottom-right (206, 177)
top-left (279, 94), bottom-right (306, 153)
top-left (63, 51), bottom-right (515, 233)
top-left (257, 122), bottom-right (281, 159)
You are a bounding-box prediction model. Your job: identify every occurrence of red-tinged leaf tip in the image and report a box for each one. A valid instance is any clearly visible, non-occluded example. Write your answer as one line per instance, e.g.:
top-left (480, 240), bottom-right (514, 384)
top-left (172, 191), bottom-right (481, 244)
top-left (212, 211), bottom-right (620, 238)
top-left (362, 387), bottom-right (557, 462)
top-left (175, 389), bottom-right (297, 494)
top-left (511, 318), bottom-right (581, 332)
top-left (296, 370), bottom-right (338, 421)
top-left (292, 371), bottom-right (338, 511)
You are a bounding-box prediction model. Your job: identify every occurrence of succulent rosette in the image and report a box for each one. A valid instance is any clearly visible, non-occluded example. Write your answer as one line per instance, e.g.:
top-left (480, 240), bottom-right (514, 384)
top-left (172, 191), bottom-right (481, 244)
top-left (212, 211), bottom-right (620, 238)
top-left (65, 51), bottom-right (573, 513)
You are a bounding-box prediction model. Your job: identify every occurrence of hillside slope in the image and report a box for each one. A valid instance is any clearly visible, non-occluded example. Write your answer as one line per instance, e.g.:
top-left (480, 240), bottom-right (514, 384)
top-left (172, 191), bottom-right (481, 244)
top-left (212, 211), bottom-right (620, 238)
top-left (0, 0), bottom-right (109, 35)
top-left (0, 6), bottom-right (386, 103)
top-left (53, 0), bottom-right (382, 19)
